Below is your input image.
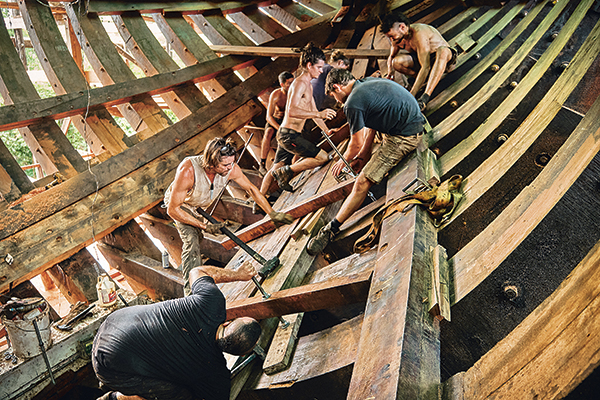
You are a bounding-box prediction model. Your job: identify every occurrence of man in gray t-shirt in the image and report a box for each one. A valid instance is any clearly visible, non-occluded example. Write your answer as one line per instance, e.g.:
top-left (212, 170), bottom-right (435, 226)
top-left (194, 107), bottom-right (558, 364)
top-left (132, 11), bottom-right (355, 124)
top-left (308, 69), bottom-right (424, 255)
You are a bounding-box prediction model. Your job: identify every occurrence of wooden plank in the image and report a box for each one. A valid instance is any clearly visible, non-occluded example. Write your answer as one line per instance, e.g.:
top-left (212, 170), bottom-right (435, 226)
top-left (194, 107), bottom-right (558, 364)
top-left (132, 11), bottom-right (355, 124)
top-left (20, 0), bottom-right (130, 158)
top-left (112, 13), bottom-right (208, 118)
top-left (227, 11), bottom-right (274, 45)
top-left (0, 12), bottom-right (86, 178)
top-left (0, 100), bottom-right (262, 293)
top-left (425, 3), bottom-right (528, 115)
top-left (220, 179), bottom-right (354, 249)
top-left (450, 80), bottom-right (600, 305)
top-left (211, 196), bottom-right (264, 226)
top-left (445, 17), bottom-right (600, 228)
top-left (87, 0), bottom-right (272, 14)
top-left (203, 13), bottom-right (255, 46)
top-left (304, 248), bottom-right (378, 284)
top-left (51, 248), bottom-right (100, 304)
top-left (263, 312), bottom-right (303, 374)
top-left (0, 163), bottom-right (21, 205)
top-left (0, 57), bottom-right (296, 241)
top-left (348, 153), bottom-right (440, 399)
top-left (225, 270), bottom-right (372, 320)
top-left (428, 0), bottom-right (572, 145)
top-left (439, 0), bottom-right (594, 174)
top-left (460, 239), bottom-right (600, 399)
top-left (254, 315), bottom-right (362, 390)
top-left (437, 7), bottom-right (480, 35)
top-left (210, 44), bottom-right (389, 58)
top-left (187, 14), bottom-right (230, 46)
top-left (150, 12), bottom-right (231, 102)
top-left (245, 6), bottom-right (290, 40)
top-left (293, 0), bottom-right (335, 16)
top-left (260, 3), bottom-right (302, 32)
top-left (428, 245), bottom-right (450, 322)
top-left (352, 26), bottom-right (376, 79)
top-left (98, 243), bottom-right (184, 301)
top-left (65, 5), bottom-right (171, 140)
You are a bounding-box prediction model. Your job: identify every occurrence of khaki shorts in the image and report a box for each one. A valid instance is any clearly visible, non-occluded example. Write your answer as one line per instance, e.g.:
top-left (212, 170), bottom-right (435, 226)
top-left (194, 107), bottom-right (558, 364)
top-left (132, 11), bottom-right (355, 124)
top-left (363, 133), bottom-right (422, 184)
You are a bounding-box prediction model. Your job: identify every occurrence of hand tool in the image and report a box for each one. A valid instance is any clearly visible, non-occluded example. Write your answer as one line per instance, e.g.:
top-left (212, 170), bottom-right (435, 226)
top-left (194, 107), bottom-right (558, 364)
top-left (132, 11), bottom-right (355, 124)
top-left (32, 319), bottom-right (55, 385)
top-left (56, 304), bottom-right (95, 331)
top-left (193, 207), bottom-right (289, 328)
top-left (230, 344), bottom-right (267, 377)
top-left (320, 130), bottom-right (377, 202)
top-left (207, 133), bottom-right (254, 216)
top-left (195, 206), bottom-right (280, 279)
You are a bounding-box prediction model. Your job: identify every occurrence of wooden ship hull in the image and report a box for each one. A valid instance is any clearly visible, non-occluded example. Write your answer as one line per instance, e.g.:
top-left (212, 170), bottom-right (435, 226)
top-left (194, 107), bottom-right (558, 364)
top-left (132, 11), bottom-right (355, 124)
top-left (1, 0), bottom-right (600, 398)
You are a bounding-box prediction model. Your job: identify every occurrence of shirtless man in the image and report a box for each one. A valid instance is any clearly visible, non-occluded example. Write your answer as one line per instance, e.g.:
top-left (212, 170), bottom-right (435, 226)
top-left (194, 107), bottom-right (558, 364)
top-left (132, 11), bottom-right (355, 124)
top-left (269, 43), bottom-right (336, 192)
top-left (381, 12), bottom-right (458, 111)
top-left (259, 71), bottom-right (294, 176)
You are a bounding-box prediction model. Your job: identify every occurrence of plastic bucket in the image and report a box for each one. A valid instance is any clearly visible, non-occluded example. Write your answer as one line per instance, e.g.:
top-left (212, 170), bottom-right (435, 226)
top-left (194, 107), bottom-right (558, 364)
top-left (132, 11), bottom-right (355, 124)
top-left (1, 305), bottom-right (52, 359)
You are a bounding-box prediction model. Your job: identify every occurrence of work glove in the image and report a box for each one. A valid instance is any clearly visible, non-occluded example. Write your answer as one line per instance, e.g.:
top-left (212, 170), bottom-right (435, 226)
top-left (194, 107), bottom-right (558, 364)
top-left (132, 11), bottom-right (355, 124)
top-left (269, 211), bottom-right (294, 228)
top-left (417, 93), bottom-right (430, 112)
top-left (204, 221), bottom-right (231, 235)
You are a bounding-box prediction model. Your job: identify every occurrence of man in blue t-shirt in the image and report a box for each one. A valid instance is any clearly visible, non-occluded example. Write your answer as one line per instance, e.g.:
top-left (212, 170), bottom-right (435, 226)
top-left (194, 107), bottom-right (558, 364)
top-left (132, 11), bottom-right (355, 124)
top-left (92, 263), bottom-right (261, 400)
top-left (307, 68), bottom-right (424, 255)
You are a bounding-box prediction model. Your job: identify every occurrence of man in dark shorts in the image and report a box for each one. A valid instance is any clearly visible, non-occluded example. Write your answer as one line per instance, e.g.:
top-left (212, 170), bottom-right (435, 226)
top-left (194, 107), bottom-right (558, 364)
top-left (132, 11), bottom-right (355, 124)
top-left (259, 71), bottom-right (294, 176)
top-left (93, 263), bottom-right (261, 400)
top-left (381, 11), bottom-right (458, 111)
top-left (307, 69), bottom-right (424, 255)
top-left (269, 43), bottom-right (336, 192)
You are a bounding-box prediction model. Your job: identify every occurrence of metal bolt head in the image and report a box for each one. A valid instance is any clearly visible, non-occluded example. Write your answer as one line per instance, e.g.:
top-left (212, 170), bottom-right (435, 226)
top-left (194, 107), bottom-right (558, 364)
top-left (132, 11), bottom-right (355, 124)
top-left (471, 17), bottom-right (477, 22)
top-left (509, 81), bottom-right (518, 89)
top-left (503, 285), bottom-right (519, 300)
top-left (490, 64), bottom-right (500, 72)
top-left (474, 52), bottom-right (482, 60)
top-left (450, 100), bottom-right (459, 108)
top-left (560, 61), bottom-right (570, 70)
top-left (497, 134), bottom-right (509, 143)
top-left (550, 32), bottom-right (559, 40)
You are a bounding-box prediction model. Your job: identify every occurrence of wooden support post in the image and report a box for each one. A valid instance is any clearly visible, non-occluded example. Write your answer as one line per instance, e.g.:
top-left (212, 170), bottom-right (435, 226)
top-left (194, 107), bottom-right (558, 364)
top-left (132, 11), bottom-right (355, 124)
top-left (348, 153), bottom-right (440, 399)
top-left (428, 245), bottom-right (451, 322)
top-left (0, 140), bottom-right (34, 198)
top-left (263, 312), bottom-right (303, 375)
top-left (53, 248), bottom-right (101, 303)
top-left (100, 219), bottom-right (162, 262)
top-left (98, 243), bottom-right (184, 301)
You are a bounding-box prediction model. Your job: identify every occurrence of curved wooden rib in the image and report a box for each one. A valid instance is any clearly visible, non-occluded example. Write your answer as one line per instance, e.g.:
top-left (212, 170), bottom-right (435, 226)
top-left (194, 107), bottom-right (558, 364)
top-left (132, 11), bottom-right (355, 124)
top-left (425, 3), bottom-right (528, 117)
top-left (444, 18), bottom-right (600, 229)
top-left (458, 238), bottom-right (600, 399)
top-left (431, 0), bottom-right (571, 146)
top-left (439, 0), bottom-right (594, 175)
top-left (451, 90), bottom-right (600, 304)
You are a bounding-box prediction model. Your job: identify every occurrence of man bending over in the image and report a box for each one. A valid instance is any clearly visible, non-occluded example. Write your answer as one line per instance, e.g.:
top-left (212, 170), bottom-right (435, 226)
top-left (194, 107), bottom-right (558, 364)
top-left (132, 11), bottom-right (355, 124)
top-left (381, 11), bottom-right (458, 111)
top-left (307, 69), bottom-right (424, 255)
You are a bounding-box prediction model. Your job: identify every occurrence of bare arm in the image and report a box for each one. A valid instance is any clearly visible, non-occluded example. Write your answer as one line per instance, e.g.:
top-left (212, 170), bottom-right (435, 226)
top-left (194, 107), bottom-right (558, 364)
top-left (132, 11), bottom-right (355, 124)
top-left (266, 90), bottom-right (282, 131)
top-left (189, 263), bottom-right (256, 285)
top-left (410, 33), bottom-right (432, 96)
top-left (229, 164), bottom-right (274, 215)
top-left (331, 127), bottom-right (375, 176)
top-left (387, 43), bottom-right (401, 79)
top-left (166, 160), bottom-right (209, 230)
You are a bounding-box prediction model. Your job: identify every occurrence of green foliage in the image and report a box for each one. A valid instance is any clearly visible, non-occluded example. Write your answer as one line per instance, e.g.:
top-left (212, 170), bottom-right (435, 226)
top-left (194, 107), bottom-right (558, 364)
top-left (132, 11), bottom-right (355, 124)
top-left (0, 130), bottom-right (34, 177)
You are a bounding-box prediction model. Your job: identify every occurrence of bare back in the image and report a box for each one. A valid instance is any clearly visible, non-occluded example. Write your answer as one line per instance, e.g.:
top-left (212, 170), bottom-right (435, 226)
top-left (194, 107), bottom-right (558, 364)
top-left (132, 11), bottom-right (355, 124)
top-left (401, 23), bottom-right (449, 55)
top-left (270, 88), bottom-right (287, 120)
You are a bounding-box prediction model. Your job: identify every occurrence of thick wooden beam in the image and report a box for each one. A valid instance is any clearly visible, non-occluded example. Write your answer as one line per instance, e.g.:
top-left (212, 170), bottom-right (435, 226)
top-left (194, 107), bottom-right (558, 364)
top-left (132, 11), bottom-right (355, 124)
top-left (50, 248), bottom-right (100, 304)
top-left (0, 56), bottom-right (296, 241)
top-left (101, 219), bottom-right (162, 262)
top-left (209, 44), bottom-right (389, 58)
top-left (98, 243), bottom-right (184, 301)
top-left (220, 179), bottom-right (354, 249)
top-left (225, 270), bottom-right (372, 321)
top-left (454, 239), bottom-right (600, 399)
top-left (0, 135), bottom-right (35, 197)
top-left (348, 153), bottom-right (440, 399)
